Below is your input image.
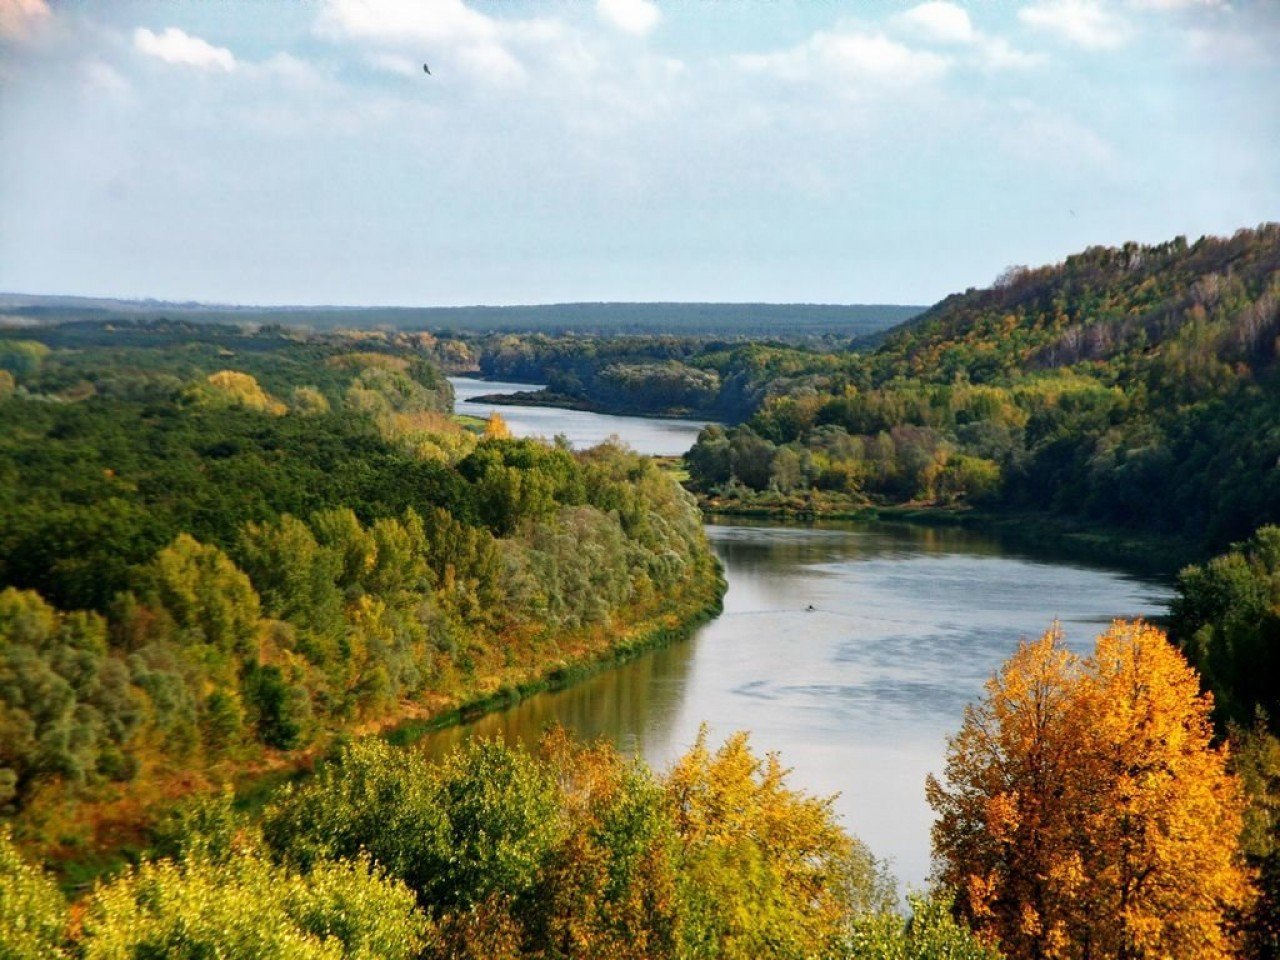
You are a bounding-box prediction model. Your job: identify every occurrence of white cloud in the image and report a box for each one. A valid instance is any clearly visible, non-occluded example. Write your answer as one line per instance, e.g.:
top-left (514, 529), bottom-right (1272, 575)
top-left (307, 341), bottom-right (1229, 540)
top-left (896, 2), bottom-right (975, 45)
top-left (134, 26), bottom-right (237, 71)
top-left (317, 0), bottom-right (494, 46)
top-left (252, 52), bottom-right (326, 88)
top-left (596, 0), bottom-right (661, 36)
top-left (367, 51), bottom-right (421, 77)
top-left (976, 36), bottom-right (1045, 70)
top-left (1018, 0), bottom-right (1129, 50)
top-left (456, 40), bottom-right (525, 84)
top-left (1000, 98), bottom-right (1115, 170)
top-left (1127, 0), bottom-right (1225, 9)
top-left (0, 0), bottom-right (49, 41)
top-left (736, 24), bottom-right (950, 90)
top-left (895, 2), bottom-right (1041, 71)
top-left (316, 0), bottom-right (534, 85)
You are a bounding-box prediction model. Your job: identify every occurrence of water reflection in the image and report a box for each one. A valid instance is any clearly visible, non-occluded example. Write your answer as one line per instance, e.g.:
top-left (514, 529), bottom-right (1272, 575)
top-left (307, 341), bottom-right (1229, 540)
top-left (416, 636), bottom-right (696, 762)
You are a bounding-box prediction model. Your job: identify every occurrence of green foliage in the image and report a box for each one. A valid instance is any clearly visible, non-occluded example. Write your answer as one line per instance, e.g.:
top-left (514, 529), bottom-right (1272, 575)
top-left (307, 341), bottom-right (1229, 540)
top-left (80, 852), bottom-right (425, 960)
top-left (1230, 721), bottom-right (1280, 958)
top-left (141, 534), bottom-right (262, 656)
top-left (1172, 525), bottom-right (1280, 731)
top-left (672, 225), bottom-right (1280, 544)
top-left (264, 738), bottom-right (562, 911)
top-left (267, 731), bottom-right (890, 960)
top-left (0, 589), bottom-right (140, 808)
top-left (0, 325), bottom-right (719, 820)
top-left (0, 827), bottom-right (69, 960)
top-left (150, 785), bottom-right (254, 864)
top-left (0, 341), bottom-right (50, 379)
top-left (847, 893), bottom-right (1001, 960)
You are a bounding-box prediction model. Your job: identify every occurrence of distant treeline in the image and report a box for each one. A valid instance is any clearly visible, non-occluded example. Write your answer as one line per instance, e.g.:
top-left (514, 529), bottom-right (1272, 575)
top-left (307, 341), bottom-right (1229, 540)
top-left (0, 295), bottom-right (921, 340)
top-left (473, 334), bottom-right (876, 422)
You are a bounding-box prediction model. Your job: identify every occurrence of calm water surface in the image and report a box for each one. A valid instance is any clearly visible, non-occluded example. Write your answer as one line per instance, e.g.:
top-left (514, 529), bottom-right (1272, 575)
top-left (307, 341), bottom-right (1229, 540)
top-left (433, 381), bottom-right (1174, 890)
top-left (450, 376), bottom-right (709, 455)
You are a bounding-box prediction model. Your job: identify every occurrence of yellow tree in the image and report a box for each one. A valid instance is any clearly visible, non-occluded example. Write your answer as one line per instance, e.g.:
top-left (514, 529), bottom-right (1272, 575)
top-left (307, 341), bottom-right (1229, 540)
top-left (926, 628), bottom-right (1090, 959)
top-left (929, 621), bottom-right (1252, 960)
top-left (484, 412), bottom-right (512, 440)
top-left (665, 728), bottom-right (891, 959)
top-left (1077, 622), bottom-right (1251, 960)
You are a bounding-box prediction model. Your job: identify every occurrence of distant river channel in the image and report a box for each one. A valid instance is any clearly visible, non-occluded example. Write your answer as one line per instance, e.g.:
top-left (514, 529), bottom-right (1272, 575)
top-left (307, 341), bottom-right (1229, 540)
top-left (439, 376), bottom-right (1173, 890)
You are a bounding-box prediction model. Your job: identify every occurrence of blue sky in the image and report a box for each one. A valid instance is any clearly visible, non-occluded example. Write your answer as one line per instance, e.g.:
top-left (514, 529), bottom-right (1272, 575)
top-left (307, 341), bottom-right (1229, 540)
top-left (1, 0), bottom-right (1277, 306)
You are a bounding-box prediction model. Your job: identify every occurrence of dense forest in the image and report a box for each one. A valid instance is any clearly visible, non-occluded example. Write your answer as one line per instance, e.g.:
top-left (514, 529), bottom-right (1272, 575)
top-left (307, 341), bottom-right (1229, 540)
top-left (0, 324), bottom-right (722, 864)
top-left (472, 334), bottom-right (879, 422)
top-left (669, 224), bottom-right (1280, 552)
top-left (0, 619), bottom-right (1260, 959)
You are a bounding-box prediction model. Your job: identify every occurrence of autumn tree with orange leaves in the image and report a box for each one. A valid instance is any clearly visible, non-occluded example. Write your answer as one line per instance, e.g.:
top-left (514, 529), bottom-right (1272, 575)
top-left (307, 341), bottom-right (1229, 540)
top-left (928, 621), bottom-right (1253, 960)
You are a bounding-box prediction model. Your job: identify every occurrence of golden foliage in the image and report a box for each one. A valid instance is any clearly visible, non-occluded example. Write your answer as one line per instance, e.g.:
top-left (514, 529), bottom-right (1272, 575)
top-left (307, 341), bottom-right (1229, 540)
top-left (200, 370), bottom-right (287, 415)
top-left (484, 412), bottom-right (513, 440)
top-left (929, 622), bottom-right (1253, 960)
top-left (665, 728), bottom-right (881, 959)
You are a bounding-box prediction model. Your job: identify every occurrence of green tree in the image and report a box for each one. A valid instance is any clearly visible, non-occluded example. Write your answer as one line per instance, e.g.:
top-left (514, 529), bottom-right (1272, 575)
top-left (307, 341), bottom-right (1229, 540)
top-left (80, 853), bottom-right (425, 960)
top-left (848, 893), bottom-right (1001, 960)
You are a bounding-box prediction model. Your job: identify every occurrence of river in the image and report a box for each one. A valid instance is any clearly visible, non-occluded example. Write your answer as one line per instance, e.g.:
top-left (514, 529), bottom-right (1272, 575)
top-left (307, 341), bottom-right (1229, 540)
top-left (442, 377), bottom-right (1174, 891)
top-left (450, 376), bottom-right (708, 456)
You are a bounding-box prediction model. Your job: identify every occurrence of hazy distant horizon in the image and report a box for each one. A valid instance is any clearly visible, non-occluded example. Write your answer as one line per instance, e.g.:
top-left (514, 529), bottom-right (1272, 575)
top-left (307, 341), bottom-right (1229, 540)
top-left (0, 291), bottom-right (926, 311)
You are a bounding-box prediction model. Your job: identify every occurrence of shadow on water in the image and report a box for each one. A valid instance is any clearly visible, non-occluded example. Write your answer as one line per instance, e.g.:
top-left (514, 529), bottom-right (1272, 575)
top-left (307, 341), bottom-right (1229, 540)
top-left (413, 633), bottom-right (697, 763)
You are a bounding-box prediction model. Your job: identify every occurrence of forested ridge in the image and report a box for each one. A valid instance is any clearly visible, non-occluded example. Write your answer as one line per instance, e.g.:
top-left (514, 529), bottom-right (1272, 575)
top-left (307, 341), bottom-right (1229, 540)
top-left (0, 324), bottom-right (722, 864)
top-left (677, 224), bottom-right (1280, 549)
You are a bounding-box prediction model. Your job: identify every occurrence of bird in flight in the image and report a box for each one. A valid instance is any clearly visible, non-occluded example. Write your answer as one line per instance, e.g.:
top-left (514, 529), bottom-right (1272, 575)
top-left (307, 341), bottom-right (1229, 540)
top-left (423, 63), bottom-right (431, 75)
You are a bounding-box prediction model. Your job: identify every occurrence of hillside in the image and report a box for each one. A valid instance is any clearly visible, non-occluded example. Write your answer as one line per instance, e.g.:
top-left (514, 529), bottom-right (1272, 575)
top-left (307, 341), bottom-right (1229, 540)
top-left (684, 224), bottom-right (1280, 550)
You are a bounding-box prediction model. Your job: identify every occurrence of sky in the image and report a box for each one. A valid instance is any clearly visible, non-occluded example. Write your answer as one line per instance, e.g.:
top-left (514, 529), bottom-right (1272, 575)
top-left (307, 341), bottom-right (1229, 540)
top-left (1, 0), bottom-right (1277, 307)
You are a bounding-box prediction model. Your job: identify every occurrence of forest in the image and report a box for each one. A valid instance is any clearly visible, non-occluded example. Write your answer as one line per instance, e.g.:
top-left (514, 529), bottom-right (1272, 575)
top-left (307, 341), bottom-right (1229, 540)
top-left (671, 224), bottom-right (1280, 553)
top-left (455, 226), bottom-right (1280, 552)
top-left (0, 324), bottom-right (723, 865)
top-left (430, 224), bottom-right (1280, 560)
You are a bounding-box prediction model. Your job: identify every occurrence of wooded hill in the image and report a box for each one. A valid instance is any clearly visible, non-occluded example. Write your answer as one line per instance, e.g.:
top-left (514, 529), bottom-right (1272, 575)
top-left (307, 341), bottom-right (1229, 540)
top-left (685, 223), bottom-right (1280, 551)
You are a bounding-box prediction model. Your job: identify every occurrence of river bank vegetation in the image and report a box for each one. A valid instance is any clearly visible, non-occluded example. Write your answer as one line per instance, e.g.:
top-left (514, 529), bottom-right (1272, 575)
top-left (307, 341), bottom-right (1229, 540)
top-left (0, 325), bottom-right (723, 870)
top-left (442, 225), bottom-right (1280, 956)
top-left (679, 225), bottom-right (1280, 555)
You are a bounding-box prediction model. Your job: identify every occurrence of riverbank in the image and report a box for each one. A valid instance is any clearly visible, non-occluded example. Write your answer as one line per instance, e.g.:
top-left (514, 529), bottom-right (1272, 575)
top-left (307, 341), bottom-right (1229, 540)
top-left (697, 493), bottom-right (1195, 578)
top-left (34, 556), bottom-right (727, 893)
top-left (234, 561), bottom-right (725, 811)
